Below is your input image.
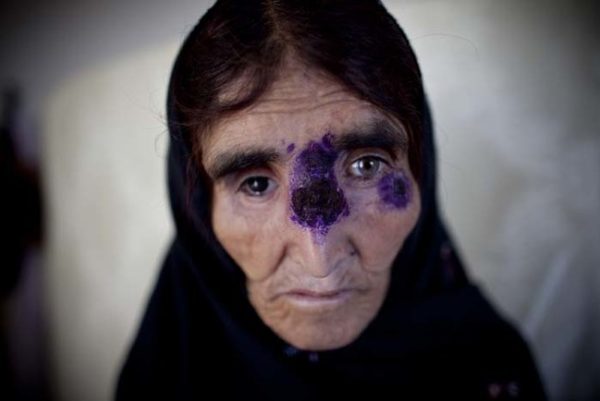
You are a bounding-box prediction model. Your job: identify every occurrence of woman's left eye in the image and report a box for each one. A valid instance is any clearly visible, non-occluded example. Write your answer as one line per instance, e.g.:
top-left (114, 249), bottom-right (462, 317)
top-left (348, 156), bottom-right (386, 179)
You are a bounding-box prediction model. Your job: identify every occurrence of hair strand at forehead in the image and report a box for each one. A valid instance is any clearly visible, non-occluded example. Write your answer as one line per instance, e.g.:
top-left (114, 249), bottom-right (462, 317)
top-left (170, 0), bottom-right (424, 182)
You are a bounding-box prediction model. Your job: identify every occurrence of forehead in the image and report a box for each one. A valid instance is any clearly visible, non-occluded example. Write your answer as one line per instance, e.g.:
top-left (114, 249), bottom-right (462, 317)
top-left (202, 64), bottom-right (390, 161)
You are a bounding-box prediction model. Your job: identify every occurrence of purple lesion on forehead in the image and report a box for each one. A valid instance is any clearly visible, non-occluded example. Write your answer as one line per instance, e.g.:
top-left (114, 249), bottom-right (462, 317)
top-left (377, 171), bottom-right (411, 209)
top-left (289, 133), bottom-right (349, 239)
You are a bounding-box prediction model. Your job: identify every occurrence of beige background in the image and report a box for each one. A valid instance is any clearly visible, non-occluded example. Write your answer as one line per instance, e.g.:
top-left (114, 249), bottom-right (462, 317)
top-left (2, 0), bottom-right (599, 400)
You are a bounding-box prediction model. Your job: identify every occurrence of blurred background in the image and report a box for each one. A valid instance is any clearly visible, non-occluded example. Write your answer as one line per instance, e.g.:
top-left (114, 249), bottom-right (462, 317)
top-left (1, 0), bottom-right (599, 400)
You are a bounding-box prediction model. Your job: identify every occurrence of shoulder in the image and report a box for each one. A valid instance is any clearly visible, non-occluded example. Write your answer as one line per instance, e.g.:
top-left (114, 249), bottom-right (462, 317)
top-left (429, 284), bottom-right (548, 400)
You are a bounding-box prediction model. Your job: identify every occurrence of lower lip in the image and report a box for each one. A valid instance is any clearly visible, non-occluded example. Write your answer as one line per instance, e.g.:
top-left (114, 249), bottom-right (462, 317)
top-left (283, 290), bottom-right (352, 308)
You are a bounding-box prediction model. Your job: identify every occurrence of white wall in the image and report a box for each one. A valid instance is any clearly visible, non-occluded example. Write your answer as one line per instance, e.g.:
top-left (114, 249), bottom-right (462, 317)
top-left (43, 44), bottom-right (176, 401)
top-left (3, 0), bottom-right (599, 400)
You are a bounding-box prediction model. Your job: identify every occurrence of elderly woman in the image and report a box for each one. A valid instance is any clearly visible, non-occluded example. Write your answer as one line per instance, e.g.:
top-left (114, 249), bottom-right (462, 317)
top-left (116, 0), bottom-right (546, 399)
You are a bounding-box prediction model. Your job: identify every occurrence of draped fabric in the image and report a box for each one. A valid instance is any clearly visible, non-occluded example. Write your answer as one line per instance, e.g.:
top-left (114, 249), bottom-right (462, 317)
top-left (116, 5), bottom-right (546, 400)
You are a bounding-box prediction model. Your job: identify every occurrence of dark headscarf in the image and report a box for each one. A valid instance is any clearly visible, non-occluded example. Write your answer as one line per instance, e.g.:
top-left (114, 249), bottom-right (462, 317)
top-left (116, 2), bottom-right (546, 399)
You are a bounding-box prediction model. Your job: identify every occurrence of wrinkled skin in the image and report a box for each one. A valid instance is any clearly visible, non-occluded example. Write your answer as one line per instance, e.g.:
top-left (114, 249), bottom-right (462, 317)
top-left (203, 60), bottom-right (421, 351)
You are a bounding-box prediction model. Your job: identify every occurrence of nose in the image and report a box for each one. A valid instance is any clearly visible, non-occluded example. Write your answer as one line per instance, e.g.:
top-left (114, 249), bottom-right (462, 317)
top-left (291, 179), bottom-right (347, 228)
top-left (283, 212), bottom-right (350, 279)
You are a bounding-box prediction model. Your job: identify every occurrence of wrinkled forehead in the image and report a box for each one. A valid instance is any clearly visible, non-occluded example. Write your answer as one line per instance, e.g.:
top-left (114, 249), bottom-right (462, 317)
top-left (201, 64), bottom-right (403, 166)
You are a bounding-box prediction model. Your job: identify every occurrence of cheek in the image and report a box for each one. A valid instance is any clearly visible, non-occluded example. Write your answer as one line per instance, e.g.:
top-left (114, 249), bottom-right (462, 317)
top-left (345, 184), bottom-right (420, 272)
top-left (211, 191), bottom-right (284, 281)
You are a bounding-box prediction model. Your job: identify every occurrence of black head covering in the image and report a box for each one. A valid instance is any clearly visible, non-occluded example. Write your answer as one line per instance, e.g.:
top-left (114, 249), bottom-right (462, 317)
top-left (116, 2), bottom-right (546, 399)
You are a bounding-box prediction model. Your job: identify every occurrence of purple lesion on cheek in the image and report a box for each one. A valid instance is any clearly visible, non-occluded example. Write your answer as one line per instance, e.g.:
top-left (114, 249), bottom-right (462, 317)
top-left (377, 171), bottom-right (412, 209)
top-left (289, 134), bottom-right (350, 237)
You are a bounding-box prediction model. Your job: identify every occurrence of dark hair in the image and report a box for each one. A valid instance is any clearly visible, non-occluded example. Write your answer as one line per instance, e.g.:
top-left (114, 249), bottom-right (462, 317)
top-left (170, 0), bottom-right (424, 181)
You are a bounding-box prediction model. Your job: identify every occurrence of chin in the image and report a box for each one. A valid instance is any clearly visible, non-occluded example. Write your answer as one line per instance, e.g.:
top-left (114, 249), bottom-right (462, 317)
top-left (275, 316), bottom-right (366, 351)
top-left (289, 335), bottom-right (357, 352)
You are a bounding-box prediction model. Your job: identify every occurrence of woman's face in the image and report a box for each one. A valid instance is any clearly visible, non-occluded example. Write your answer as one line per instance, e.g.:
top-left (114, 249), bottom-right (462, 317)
top-left (202, 62), bottom-right (421, 351)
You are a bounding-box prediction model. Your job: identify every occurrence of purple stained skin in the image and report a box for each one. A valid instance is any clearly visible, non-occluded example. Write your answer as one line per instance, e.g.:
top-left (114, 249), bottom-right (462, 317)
top-left (286, 143), bottom-right (295, 154)
top-left (290, 134), bottom-right (349, 238)
top-left (377, 171), bottom-right (411, 209)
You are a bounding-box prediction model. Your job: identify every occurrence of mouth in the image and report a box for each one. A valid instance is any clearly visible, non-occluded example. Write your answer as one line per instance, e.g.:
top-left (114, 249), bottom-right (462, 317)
top-left (282, 289), bottom-right (353, 308)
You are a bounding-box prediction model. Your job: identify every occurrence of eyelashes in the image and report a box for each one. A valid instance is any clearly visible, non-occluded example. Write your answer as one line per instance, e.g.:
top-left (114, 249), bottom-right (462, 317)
top-left (235, 151), bottom-right (394, 200)
top-left (239, 176), bottom-right (278, 197)
top-left (347, 155), bottom-right (388, 180)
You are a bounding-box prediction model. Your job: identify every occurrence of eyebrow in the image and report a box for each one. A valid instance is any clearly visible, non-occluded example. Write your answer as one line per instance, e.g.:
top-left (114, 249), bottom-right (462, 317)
top-left (206, 147), bottom-right (281, 180)
top-left (333, 118), bottom-right (408, 158)
top-left (205, 118), bottom-right (408, 180)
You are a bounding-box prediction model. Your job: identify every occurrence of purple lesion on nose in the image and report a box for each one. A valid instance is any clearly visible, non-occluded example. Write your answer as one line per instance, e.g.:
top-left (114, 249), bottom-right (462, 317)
top-left (291, 179), bottom-right (347, 228)
top-left (289, 134), bottom-right (349, 237)
top-left (377, 171), bottom-right (411, 209)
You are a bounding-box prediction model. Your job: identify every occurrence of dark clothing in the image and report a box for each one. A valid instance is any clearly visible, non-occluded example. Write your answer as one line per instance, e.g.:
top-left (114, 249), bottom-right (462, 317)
top-left (118, 241), bottom-right (545, 400)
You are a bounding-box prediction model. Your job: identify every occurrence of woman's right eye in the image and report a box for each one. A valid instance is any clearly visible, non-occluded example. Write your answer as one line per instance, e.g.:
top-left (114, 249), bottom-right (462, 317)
top-left (239, 176), bottom-right (277, 197)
